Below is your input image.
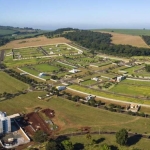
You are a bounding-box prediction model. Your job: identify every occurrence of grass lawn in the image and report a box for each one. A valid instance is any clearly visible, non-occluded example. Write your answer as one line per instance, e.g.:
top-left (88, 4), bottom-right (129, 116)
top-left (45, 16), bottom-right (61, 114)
top-left (21, 67), bottom-right (39, 76)
top-left (0, 71), bottom-right (28, 93)
top-left (2, 92), bottom-right (150, 136)
top-left (69, 85), bottom-right (150, 105)
top-left (34, 64), bottom-right (59, 72)
top-left (81, 79), bottom-right (97, 86)
top-left (122, 79), bottom-right (150, 87)
top-left (123, 65), bottom-right (144, 74)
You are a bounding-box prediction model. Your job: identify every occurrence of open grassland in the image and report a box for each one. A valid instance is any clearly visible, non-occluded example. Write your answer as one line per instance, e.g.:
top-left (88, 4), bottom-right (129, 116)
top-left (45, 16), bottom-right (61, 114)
top-left (0, 36), bottom-right (71, 50)
top-left (69, 85), bottom-right (150, 105)
top-left (0, 71), bottom-right (28, 93)
top-left (99, 31), bottom-right (149, 48)
top-left (95, 29), bottom-right (150, 36)
top-left (70, 134), bottom-right (150, 150)
top-left (2, 92), bottom-right (150, 136)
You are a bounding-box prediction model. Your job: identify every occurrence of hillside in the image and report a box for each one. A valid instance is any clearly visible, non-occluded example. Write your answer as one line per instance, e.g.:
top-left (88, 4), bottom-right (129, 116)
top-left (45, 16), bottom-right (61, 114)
top-left (0, 36), bottom-right (71, 50)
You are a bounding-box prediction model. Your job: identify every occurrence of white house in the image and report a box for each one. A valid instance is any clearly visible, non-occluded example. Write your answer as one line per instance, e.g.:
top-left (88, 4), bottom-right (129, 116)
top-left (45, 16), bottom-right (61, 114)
top-left (91, 77), bottom-right (99, 81)
top-left (69, 69), bottom-right (80, 74)
top-left (85, 95), bottom-right (95, 101)
top-left (116, 76), bottom-right (125, 82)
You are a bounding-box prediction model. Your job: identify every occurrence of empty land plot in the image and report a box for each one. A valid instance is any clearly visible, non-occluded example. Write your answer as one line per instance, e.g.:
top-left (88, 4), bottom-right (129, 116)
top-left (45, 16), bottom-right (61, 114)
top-left (0, 71), bottom-right (28, 93)
top-left (42, 44), bottom-right (78, 55)
top-left (0, 36), bottom-right (71, 50)
top-left (123, 65), bottom-right (144, 74)
top-left (13, 47), bottom-right (44, 59)
top-left (110, 83), bottom-right (150, 97)
top-left (122, 79), bottom-right (150, 86)
top-left (80, 79), bottom-right (97, 86)
top-left (21, 67), bottom-right (40, 76)
top-left (2, 92), bottom-right (150, 135)
top-left (34, 64), bottom-right (59, 72)
top-left (100, 31), bottom-right (149, 48)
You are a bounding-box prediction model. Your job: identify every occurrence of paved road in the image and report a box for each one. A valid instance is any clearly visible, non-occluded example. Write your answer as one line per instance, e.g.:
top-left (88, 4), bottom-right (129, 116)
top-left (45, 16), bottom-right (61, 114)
top-left (67, 87), bottom-right (150, 108)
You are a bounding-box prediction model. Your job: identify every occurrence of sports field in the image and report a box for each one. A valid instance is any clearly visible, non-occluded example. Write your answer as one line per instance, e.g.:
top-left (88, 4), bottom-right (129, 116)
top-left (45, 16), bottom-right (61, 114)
top-left (0, 71), bottom-right (28, 93)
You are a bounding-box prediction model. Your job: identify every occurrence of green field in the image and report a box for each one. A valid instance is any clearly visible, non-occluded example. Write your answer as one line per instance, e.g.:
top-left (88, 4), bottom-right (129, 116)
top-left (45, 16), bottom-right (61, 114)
top-left (122, 79), bottom-right (150, 86)
top-left (1, 92), bottom-right (150, 136)
top-left (81, 79), bottom-right (97, 86)
top-left (110, 83), bottom-right (150, 97)
top-left (69, 85), bottom-right (150, 105)
top-left (0, 71), bottom-right (28, 93)
top-left (93, 29), bottom-right (150, 36)
top-left (34, 64), bottom-right (59, 72)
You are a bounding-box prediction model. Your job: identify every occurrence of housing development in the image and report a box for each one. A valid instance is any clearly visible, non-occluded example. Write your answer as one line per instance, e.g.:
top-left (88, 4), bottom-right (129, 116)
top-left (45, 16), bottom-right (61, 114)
top-left (1, 1), bottom-right (150, 149)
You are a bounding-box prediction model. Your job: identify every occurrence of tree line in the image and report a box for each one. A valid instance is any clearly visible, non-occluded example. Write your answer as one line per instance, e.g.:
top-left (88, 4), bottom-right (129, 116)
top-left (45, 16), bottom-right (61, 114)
top-left (142, 35), bottom-right (150, 45)
top-left (44, 28), bottom-right (79, 38)
top-left (62, 30), bottom-right (150, 57)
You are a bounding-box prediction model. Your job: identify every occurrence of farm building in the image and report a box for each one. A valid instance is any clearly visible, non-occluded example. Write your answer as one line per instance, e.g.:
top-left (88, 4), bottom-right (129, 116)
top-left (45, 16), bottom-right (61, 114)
top-left (0, 112), bottom-right (11, 134)
top-left (69, 69), bottom-right (80, 73)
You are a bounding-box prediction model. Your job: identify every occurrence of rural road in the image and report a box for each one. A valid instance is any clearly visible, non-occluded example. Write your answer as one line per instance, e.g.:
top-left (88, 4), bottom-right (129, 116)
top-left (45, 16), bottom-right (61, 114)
top-left (67, 87), bottom-right (150, 108)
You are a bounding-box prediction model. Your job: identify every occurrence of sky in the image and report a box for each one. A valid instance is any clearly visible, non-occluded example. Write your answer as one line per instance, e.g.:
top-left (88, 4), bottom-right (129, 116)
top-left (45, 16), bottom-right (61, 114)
top-left (0, 0), bottom-right (150, 30)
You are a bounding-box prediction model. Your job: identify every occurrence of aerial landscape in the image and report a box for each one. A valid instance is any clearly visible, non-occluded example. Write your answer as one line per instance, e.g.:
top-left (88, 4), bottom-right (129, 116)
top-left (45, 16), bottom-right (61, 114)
top-left (1, 0), bottom-right (150, 150)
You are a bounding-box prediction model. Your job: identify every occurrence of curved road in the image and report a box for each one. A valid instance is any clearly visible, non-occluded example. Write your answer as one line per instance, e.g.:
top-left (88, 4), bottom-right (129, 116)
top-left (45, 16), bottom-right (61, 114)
top-left (67, 87), bottom-right (150, 108)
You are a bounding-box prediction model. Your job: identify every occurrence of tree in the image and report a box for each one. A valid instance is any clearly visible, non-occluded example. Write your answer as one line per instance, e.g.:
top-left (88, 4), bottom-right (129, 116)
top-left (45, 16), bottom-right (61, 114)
top-left (116, 128), bottom-right (128, 145)
top-left (45, 140), bottom-right (60, 150)
top-left (100, 144), bottom-right (111, 150)
top-left (33, 130), bottom-right (48, 143)
top-left (61, 140), bottom-right (74, 150)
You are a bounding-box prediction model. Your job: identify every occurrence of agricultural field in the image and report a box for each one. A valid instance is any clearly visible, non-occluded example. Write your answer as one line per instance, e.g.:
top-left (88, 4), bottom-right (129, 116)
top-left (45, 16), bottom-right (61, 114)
top-left (94, 29), bottom-right (150, 36)
top-left (0, 71), bottom-right (28, 93)
top-left (96, 31), bottom-right (149, 48)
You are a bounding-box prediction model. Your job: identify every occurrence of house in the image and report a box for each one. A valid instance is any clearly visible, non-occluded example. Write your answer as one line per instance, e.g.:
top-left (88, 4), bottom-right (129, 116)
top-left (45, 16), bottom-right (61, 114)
top-left (69, 69), bottom-right (80, 73)
top-left (85, 95), bottom-right (95, 101)
top-left (91, 77), bottom-right (99, 81)
top-left (56, 86), bottom-right (66, 91)
top-left (116, 76), bottom-right (125, 82)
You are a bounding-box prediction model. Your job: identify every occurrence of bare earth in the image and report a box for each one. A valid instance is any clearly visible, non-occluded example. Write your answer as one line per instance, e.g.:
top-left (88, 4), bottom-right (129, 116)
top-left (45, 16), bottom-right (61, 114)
top-left (0, 36), bottom-right (71, 50)
top-left (100, 31), bottom-right (149, 48)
